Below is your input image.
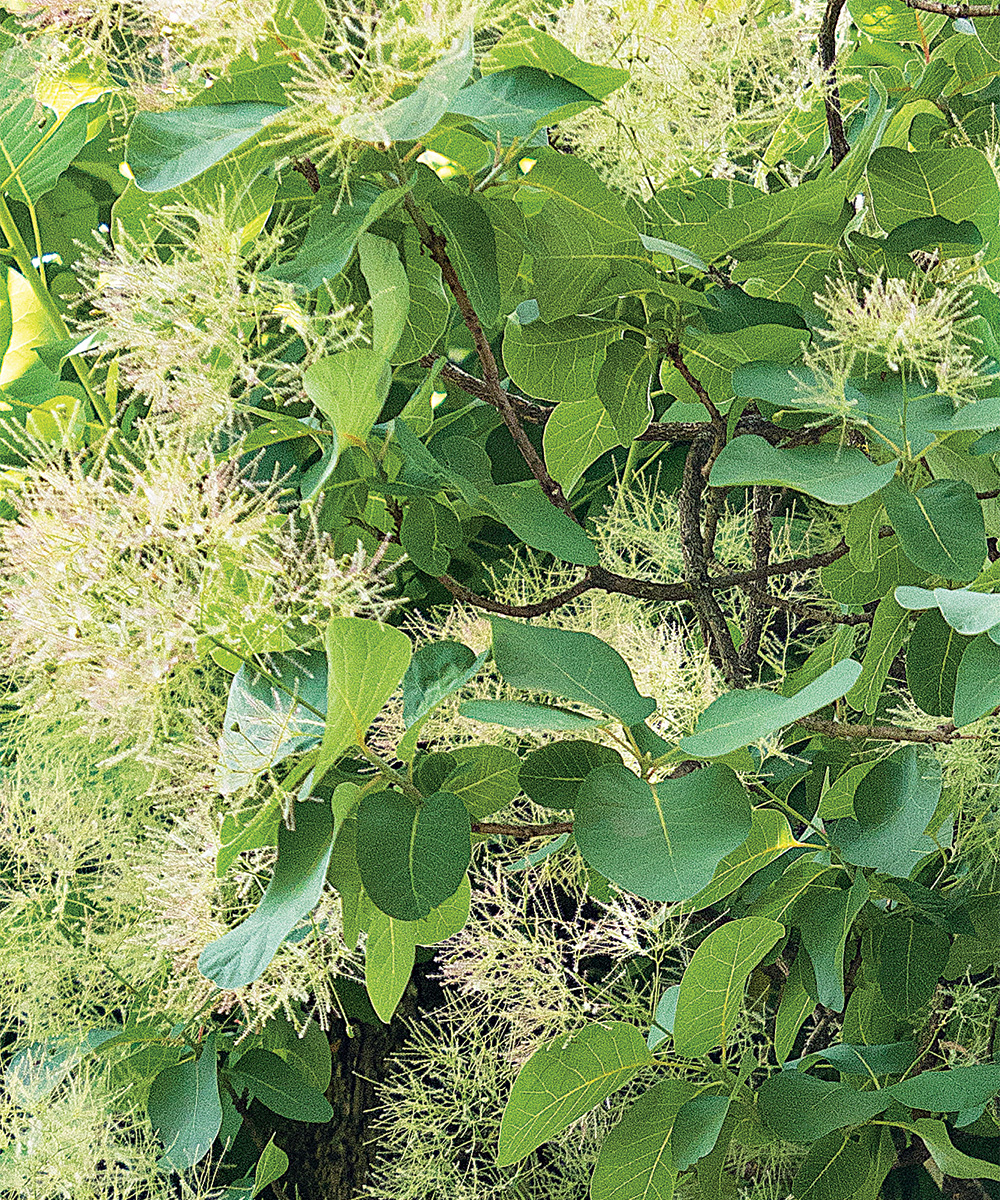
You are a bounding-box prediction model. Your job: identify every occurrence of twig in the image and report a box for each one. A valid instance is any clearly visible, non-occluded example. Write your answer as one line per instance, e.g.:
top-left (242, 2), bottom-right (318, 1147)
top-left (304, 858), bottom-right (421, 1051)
top-left (797, 717), bottom-right (961, 744)
top-left (711, 541), bottom-right (851, 587)
top-left (471, 820), bottom-right (574, 838)
top-left (665, 341), bottom-right (725, 430)
top-left (437, 572), bottom-right (599, 616)
top-left (819, 0), bottom-right (850, 166)
top-left (406, 196), bottom-right (578, 523)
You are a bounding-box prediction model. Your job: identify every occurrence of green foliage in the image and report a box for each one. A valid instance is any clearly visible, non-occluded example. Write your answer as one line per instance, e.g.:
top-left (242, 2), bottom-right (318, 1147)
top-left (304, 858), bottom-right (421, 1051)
top-left (3, 1), bottom-right (1000, 1197)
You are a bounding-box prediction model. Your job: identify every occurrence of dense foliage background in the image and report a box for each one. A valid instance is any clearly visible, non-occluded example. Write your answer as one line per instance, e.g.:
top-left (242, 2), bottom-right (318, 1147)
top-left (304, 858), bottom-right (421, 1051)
top-left (3, 0), bottom-right (1000, 1196)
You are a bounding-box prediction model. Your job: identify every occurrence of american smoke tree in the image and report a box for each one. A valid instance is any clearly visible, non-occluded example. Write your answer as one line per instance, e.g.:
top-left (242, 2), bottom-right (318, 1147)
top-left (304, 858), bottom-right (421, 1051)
top-left (4, 0), bottom-right (1000, 1196)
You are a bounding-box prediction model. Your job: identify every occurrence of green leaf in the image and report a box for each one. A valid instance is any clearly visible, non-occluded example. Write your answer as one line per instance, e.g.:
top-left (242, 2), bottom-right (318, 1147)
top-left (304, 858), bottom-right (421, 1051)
top-left (489, 616), bottom-right (655, 724)
top-left (126, 102), bottom-right (284, 192)
top-left (364, 909), bottom-right (417, 1022)
top-left (847, 0), bottom-right (947, 43)
top-left (356, 789), bottom-right (470, 920)
top-left (148, 1040), bottom-right (223, 1170)
top-left (394, 226), bottom-right (450, 363)
top-left (791, 1129), bottom-right (875, 1200)
top-left (894, 1119), bottom-right (1000, 1181)
top-left (448, 66), bottom-right (597, 141)
top-left (792, 871), bottom-right (870, 1012)
top-left (503, 312), bottom-right (619, 404)
top-left (482, 26), bottom-right (629, 99)
top-left (890, 1063), bottom-right (1000, 1112)
top-left (520, 740), bottom-right (623, 810)
top-left (590, 1080), bottom-right (692, 1200)
top-left (574, 764), bottom-right (752, 903)
top-left (411, 873), bottom-right (471, 945)
top-left (400, 497), bottom-right (461, 574)
top-left (884, 216), bottom-right (983, 258)
top-left (872, 918), bottom-right (950, 1018)
top-left (845, 595), bottom-right (910, 716)
top-left (679, 809), bottom-right (800, 913)
top-left (342, 31), bottom-right (473, 142)
top-left (264, 182), bottom-right (409, 290)
top-left (303, 349), bottom-right (392, 457)
top-left (882, 479), bottom-right (986, 582)
top-left (480, 482), bottom-right (601, 565)
top-left (357, 232), bottom-right (409, 360)
top-left (320, 617), bottom-right (411, 772)
top-left (774, 951), bottom-right (816, 1064)
top-left (822, 537), bottom-right (927, 606)
top-left (259, 1010), bottom-right (332, 1094)
top-left (199, 801), bottom-right (334, 988)
top-left (671, 1094), bottom-right (731, 1169)
top-left (828, 746), bottom-right (943, 877)
top-left (401, 640), bottom-right (485, 729)
top-left (756, 1071), bottom-right (891, 1144)
top-left (438, 745), bottom-right (521, 818)
top-left (252, 1137), bottom-right (289, 1198)
top-left (953, 630), bottom-right (1000, 726)
top-left (542, 393), bottom-right (622, 496)
top-left (867, 147), bottom-right (1000, 249)
top-left (426, 188), bottom-right (500, 328)
top-left (679, 660), bottom-right (861, 757)
top-left (0, 79), bottom-right (89, 205)
top-left (217, 651), bottom-right (326, 796)
top-left (906, 609), bottom-right (967, 717)
top-left (708, 436), bottom-right (897, 505)
top-left (896, 585), bottom-right (1000, 635)
top-left (672, 917), bottom-right (784, 1057)
top-left (596, 339), bottom-right (655, 444)
top-left (514, 150), bottom-right (638, 242)
top-left (459, 699), bottom-right (609, 730)
top-left (497, 1022), bottom-right (653, 1167)
top-left (229, 1048), bottom-right (334, 1122)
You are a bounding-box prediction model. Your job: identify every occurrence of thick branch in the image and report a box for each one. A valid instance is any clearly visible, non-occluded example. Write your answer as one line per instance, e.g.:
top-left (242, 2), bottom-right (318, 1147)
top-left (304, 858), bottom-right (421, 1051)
top-left (819, 0), bottom-right (850, 166)
top-left (900, 0), bottom-right (1000, 12)
top-left (743, 588), bottom-right (874, 625)
top-left (437, 572), bottom-right (599, 616)
top-left (471, 820), bottom-right (573, 838)
top-left (739, 485), bottom-right (774, 672)
top-left (797, 717), bottom-right (961, 744)
top-left (679, 433), bottom-right (745, 687)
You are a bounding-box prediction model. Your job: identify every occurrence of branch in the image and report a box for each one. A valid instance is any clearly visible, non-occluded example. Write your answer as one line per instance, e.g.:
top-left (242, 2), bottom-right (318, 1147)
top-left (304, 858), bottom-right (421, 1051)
top-left (471, 820), bottom-right (573, 838)
top-left (710, 541), bottom-right (851, 587)
top-left (406, 197), bottom-right (578, 523)
top-left (742, 588), bottom-right (874, 625)
top-left (437, 572), bottom-right (600, 616)
top-left (819, 0), bottom-right (850, 166)
top-left (679, 432), bottom-right (746, 687)
top-left (739, 485), bottom-right (774, 672)
top-left (900, 0), bottom-right (1000, 12)
top-left (797, 717), bottom-right (962, 744)
top-left (665, 341), bottom-right (725, 429)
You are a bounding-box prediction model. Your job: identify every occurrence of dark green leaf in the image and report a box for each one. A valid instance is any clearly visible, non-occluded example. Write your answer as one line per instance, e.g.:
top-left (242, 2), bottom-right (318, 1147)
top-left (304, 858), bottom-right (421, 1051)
top-left (596, 339), bottom-right (654, 443)
top-left (671, 1095), bottom-right (731, 1170)
top-left (520, 740), bottom-right (623, 810)
top-left (828, 746), bottom-right (943, 877)
top-left (896, 585), bottom-right (1000, 635)
top-left (574, 764), bottom-right (752, 903)
top-left (890, 1063), bottom-right (1000, 1112)
top-left (792, 871), bottom-right (870, 1012)
top-left (482, 26), bottom-right (629, 99)
top-left (845, 595), bottom-right (910, 716)
top-left (448, 66), bottom-right (597, 141)
top-left (199, 801), bottom-right (334, 988)
top-left (459, 699), bottom-right (609, 730)
top-left (708, 435), bottom-right (897, 505)
top-left (791, 1129), bottom-right (874, 1200)
top-left (229, 1048), bottom-right (334, 1122)
top-left (126, 102), bottom-right (284, 192)
top-left (679, 660), bottom-right (861, 757)
top-left (756, 1071), bottom-right (891, 1144)
top-left (401, 640), bottom-right (486, 728)
top-left (882, 479), bottom-right (986, 582)
top-left (489, 617), bottom-right (655, 724)
top-left (953, 631), bottom-right (1000, 726)
top-left (400, 497), bottom-right (461, 574)
top-left (427, 188), bottom-right (500, 328)
top-left (906, 609), bottom-right (967, 717)
top-left (148, 1041), bottom-right (222, 1170)
top-left (872, 918), bottom-right (950, 1017)
top-left (591, 1079), bottom-right (695, 1200)
top-left (356, 790), bottom-right (470, 920)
